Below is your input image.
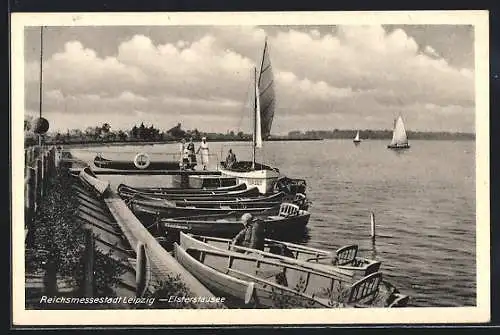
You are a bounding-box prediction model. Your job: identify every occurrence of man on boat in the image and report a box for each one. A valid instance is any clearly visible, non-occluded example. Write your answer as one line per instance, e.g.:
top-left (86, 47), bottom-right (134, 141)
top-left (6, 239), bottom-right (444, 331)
top-left (179, 138), bottom-right (186, 169)
top-left (187, 137), bottom-right (197, 170)
top-left (196, 137), bottom-right (210, 170)
top-left (231, 213), bottom-right (265, 251)
top-left (225, 149), bottom-right (237, 168)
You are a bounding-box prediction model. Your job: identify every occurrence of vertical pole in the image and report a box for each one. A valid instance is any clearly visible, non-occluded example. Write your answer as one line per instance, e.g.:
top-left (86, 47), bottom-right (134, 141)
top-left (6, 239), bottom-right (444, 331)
top-left (252, 68), bottom-right (257, 170)
top-left (39, 26), bottom-right (43, 120)
top-left (83, 228), bottom-right (95, 297)
top-left (35, 159), bottom-right (42, 213)
top-left (370, 211), bottom-right (376, 241)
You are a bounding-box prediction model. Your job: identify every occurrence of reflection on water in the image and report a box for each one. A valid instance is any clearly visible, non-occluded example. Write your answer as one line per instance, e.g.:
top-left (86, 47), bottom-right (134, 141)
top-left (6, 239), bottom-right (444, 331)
top-left (69, 139), bottom-right (476, 307)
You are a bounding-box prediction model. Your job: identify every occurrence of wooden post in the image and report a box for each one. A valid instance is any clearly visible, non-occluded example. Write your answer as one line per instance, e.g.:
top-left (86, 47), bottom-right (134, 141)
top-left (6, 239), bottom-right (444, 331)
top-left (370, 211), bottom-right (376, 241)
top-left (136, 242), bottom-right (148, 297)
top-left (44, 247), bottom-right (59, 296)
top-left (36, 158), bottom-right (43, 210)
top-left (83, 229), bottom-right (95, 297)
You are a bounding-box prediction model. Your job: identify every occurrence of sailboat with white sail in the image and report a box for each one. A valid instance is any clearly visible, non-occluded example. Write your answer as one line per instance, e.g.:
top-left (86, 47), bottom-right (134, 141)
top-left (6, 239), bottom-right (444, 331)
top-left (353, 130), bottom-right (361, 144)
top-left (218, 38), bottom-right (280, 194)
top-left (387, 115), bottom-right (410, 149)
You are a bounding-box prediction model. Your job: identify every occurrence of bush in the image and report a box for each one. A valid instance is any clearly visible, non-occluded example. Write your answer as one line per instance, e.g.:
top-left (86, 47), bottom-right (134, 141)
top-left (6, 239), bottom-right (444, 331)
top-left (27, 171), bottom-right (128, 304)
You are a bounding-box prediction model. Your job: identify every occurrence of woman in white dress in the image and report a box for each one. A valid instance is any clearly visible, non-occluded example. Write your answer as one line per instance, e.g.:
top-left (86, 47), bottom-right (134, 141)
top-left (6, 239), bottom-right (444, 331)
top-left (196, 137), bottom-right (210, 170)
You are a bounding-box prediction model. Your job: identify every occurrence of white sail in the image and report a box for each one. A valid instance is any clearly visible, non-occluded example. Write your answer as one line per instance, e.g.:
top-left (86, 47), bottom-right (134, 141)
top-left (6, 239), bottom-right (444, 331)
top-left (354, 131), bottom-right (360, 141)
top-left (390, 115), bottom-right (408, 146)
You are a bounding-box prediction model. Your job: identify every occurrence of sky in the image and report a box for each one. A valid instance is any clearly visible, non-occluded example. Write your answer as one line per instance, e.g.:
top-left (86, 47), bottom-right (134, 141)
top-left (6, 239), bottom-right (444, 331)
top-left (23, 24), bottom-right (475, 134)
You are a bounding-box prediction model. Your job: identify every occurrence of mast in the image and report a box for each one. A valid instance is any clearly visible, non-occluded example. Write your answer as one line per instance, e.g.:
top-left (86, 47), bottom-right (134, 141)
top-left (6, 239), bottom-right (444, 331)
top-left (38, 26), bottom-right (44, 146)
top-left (252, 67), bottom-right (257, 169)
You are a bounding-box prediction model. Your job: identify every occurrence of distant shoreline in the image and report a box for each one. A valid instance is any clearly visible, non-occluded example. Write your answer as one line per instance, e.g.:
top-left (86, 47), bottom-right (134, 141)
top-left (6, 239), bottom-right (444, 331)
top-left (36, 136), bottom-right (474, 149)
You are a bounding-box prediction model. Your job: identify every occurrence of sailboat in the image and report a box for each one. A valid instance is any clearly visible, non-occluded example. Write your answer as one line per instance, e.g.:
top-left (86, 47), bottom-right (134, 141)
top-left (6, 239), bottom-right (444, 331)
top-left (218, 39), bottom-right (280, 194)
top-left (353, 130), bottom-right (361, 144)
top-left (387, 115), bottom-right (410, 149)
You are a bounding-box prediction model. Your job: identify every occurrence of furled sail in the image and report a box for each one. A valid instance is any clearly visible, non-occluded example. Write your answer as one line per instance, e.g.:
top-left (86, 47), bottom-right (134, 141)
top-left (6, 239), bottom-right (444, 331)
top-left (257, 39), bottom-right (275, 144)
top-left (390, 115), bottom-right (409, 146)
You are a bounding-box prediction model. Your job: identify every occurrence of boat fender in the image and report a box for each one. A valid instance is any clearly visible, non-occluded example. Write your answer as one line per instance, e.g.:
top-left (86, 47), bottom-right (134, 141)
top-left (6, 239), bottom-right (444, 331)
top-left (244, 282), bottom-right (256, 305)
top-left (134, 153), bottom-right (151, 169)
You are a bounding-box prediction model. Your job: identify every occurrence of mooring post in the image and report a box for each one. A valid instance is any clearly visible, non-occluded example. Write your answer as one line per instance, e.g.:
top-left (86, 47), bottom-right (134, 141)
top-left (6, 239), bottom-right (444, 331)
top-left (135, 242), bottom-right (148, 297)
top-left (370, 211), bottom-right (376, 241)
top-left (83, 228), bottom-right (95, 297)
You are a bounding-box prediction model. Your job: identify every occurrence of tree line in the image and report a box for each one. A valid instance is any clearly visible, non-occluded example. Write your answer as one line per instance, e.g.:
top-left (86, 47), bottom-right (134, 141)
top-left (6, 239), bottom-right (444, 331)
top-left (23, 116), bottom-right (474, 147)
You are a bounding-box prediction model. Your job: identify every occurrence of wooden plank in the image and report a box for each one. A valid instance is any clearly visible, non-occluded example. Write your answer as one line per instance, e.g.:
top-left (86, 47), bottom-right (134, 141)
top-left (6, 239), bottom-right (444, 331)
top-left (103, 191), bottom-right (224, 307)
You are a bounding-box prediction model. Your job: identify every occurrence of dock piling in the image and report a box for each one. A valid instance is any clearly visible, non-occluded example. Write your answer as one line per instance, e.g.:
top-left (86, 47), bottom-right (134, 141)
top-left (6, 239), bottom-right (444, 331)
top-left (370, 211), bottom-right (376, 241)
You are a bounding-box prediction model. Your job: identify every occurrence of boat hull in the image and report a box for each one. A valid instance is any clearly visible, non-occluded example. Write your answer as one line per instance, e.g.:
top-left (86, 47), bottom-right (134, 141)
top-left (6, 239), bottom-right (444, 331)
top-left (160, 209), bottom-right (310, 238)
top-left (179, 233), bottom-right (380, 281)
top-left (131, 201), bottom-right (280, 220)
top-left (173, 243), bottom-right (329, 308)
top-left (94, 155), bottom-right (181, 170)
top-left (218, 161), bottom-right (280, 195)
top-left (117, 183), bottom-right (247, 195)
top-left (174, 243), bottom-right (408, 308)
top-left (387, 144), bottom-right (410, 149)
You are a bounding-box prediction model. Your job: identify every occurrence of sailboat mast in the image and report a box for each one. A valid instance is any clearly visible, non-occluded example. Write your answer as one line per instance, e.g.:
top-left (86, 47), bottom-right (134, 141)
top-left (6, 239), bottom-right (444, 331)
top-left (252, 67), bottom-right (257, 169)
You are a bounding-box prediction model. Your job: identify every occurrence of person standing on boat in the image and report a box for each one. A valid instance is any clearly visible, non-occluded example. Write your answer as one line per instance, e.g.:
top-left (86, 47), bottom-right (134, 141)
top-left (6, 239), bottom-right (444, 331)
top-left (179, 138), bottom-right (186, 169)
top-left (196, 137), bottom-right (210, 170)
top-left (225, 149), bottom-right (237, 168)
top-left (187, 137), bottom-right (197, 170)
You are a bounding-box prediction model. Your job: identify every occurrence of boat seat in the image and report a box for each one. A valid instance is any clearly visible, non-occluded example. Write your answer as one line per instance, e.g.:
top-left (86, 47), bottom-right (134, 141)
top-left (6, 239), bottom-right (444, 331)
top-left (278, 203), bottom-right (300, 217)
top-left (346, 272), bottom-right (383, 305)
top-left (335, 245), bottom-right (358, 266)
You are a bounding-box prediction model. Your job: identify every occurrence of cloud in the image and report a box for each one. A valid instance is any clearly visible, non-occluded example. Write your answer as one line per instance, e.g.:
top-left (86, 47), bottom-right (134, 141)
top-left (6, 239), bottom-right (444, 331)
top-left (24, 25), bottom-right (475, 133)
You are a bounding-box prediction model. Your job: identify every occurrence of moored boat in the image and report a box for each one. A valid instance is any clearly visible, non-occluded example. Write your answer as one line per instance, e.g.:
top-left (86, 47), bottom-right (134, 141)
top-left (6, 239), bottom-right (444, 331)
top-left (117, 182), bottom-right (247, 195)
top-left (173, 241), bottom-right (409, 308)
top-left (94, 154), bottom-right (182, 170)
top-left (117, 184), bottom-right (261, 201)
top-left (160, 202), bottom-right (311, 238)
top-left (179, 232), bottom-right (381, 280)
top-left (129, 196), bottom-right (281, 219)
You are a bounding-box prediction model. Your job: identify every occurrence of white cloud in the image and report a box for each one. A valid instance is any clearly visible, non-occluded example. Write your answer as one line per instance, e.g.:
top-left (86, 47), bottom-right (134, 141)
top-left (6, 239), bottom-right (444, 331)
top-left (24, 25), bottom-right (475, 133)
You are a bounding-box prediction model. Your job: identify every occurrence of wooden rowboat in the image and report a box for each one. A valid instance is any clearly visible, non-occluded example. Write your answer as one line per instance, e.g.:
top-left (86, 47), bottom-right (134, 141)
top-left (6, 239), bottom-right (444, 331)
top-left (94, 155), bottom-right (181, 170)
top-left (118, 183), bottom-right (247, 195)
top-left (78, 167), bottom-right (110, 197)
top-left (179, 232), bottom-right (381, 280)
top-left (173, 241), bottom-right (409, 308)
top-left (159, 203), bottom-right (310, 238)
top-left (117, 184), bottom-right (261, 201)
top-left (129, 196), bottom-right (281, 219)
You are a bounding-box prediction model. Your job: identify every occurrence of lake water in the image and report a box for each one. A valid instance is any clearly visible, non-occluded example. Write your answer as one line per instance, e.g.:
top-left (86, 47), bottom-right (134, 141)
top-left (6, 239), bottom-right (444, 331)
top-left (70, 139), bottom-right (476, 307)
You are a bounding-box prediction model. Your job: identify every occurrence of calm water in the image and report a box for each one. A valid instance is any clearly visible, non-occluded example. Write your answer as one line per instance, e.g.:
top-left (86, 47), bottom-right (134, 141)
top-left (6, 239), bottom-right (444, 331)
top-left (70, 139), bottom-right (476, 307)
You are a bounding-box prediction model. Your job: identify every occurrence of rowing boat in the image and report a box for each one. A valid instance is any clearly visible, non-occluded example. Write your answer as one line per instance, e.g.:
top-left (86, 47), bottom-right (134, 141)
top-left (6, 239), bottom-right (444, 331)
top-left (94, 155), bottom-right (181, 170)
top-left (160, 203), bottom-right (310, 238)
top-left (129, 196), bottom-right (281, 219)
top-left (118, 183), bottom-right (247, 194)
top-left (173, 241), bottom-right (409, 308)
top-left (179, 232), bottom-right (381, 280)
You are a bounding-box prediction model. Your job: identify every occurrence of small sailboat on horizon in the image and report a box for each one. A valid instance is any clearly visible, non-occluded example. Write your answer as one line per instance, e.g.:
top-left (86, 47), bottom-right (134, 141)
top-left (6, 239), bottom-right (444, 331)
top-left (353, 130), bottom-right (361, 144)
top-left (387, 115), bottom-right (410, 149)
